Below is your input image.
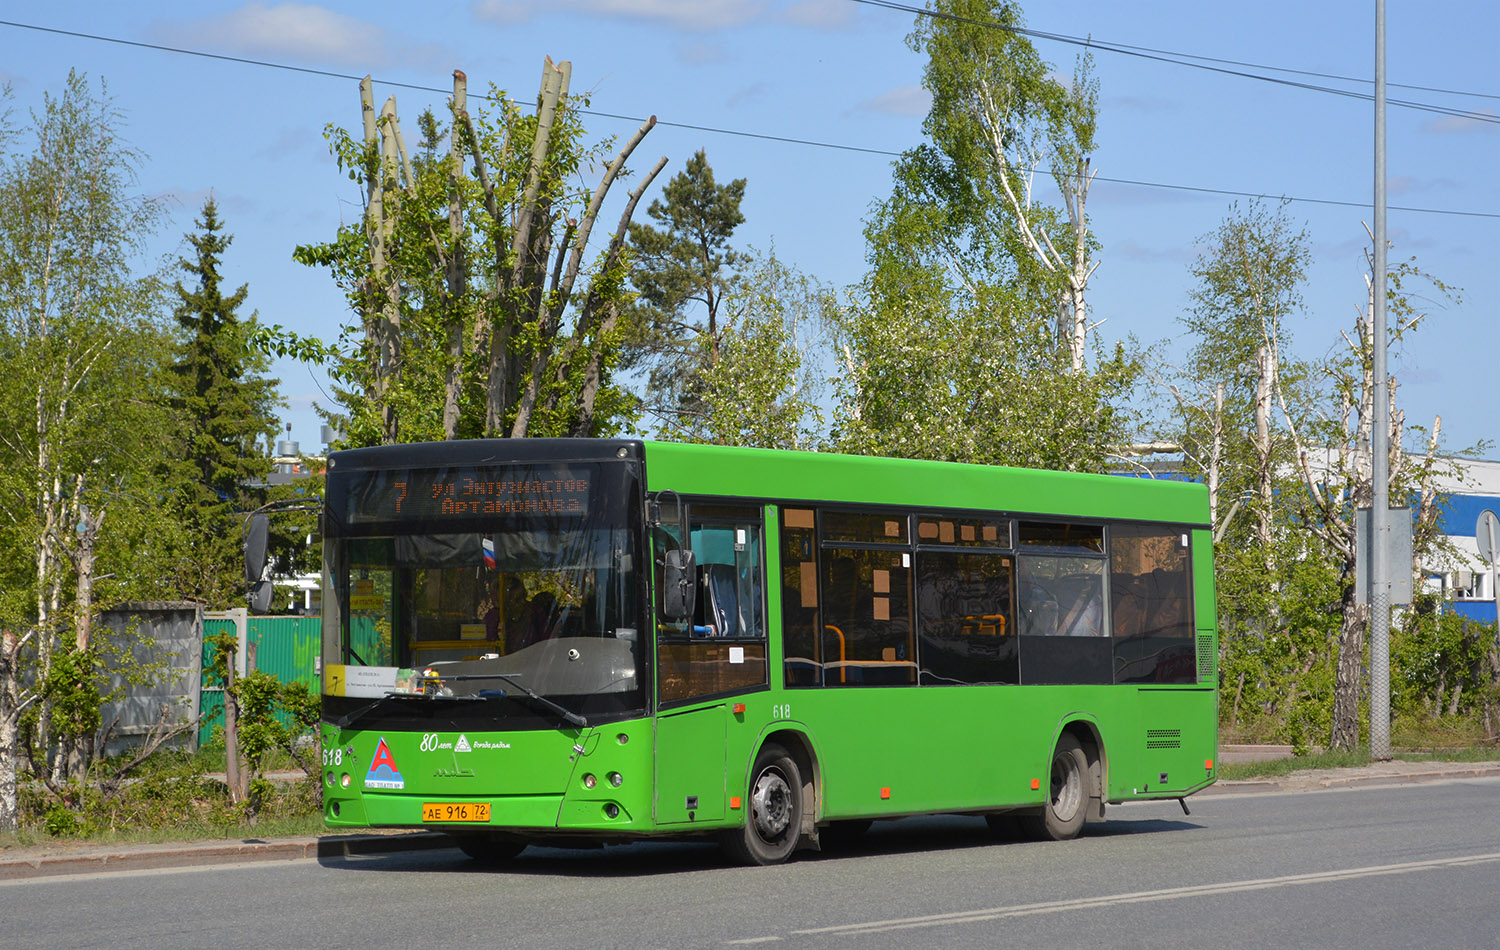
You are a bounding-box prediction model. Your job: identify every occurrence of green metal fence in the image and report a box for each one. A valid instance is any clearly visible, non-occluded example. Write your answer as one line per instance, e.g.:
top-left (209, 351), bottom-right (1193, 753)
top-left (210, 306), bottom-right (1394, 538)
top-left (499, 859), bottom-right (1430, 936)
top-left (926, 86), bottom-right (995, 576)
top-left (198, 615), bottom-right (321, 747)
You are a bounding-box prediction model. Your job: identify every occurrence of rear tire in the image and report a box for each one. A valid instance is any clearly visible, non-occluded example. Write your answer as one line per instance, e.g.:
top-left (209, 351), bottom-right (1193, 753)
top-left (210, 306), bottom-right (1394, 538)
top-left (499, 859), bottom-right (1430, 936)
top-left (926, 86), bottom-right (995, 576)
top-left (1020, 732), bottom-right (1089, 841)
top-left (721, 743), bottom-right (802, 866)
top-left (453, 833), bottom-right (526, 864)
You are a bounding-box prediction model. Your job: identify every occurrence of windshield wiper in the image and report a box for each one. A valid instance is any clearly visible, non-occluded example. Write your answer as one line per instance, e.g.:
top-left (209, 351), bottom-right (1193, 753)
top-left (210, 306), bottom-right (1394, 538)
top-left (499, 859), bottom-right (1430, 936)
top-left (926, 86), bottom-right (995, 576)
top-left (436, 673), bottom-right (588, 729)
top-left (332, 693), bottom-right (405, 730)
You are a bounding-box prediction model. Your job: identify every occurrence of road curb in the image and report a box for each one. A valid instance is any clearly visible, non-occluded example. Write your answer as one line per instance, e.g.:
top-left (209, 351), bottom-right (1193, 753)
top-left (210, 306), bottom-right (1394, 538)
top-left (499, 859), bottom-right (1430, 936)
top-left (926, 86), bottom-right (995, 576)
top-left (1315, 764), bottom-right (1500, 789)
top-left (1200, 762), bottom-right (1500, 796)
top-left (0, 831), bottom-right (452, 881)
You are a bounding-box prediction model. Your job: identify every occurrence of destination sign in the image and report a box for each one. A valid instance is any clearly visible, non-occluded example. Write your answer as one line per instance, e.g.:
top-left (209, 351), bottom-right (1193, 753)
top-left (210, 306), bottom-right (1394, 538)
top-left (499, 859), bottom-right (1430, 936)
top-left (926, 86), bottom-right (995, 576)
top-left (344, 465), bottom-right (593, 523)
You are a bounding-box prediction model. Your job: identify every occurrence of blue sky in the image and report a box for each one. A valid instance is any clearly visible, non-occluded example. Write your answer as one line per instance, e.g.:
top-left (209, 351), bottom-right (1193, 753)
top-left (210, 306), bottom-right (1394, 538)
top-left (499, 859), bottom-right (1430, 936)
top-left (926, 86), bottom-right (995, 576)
top-left (2, 1), bottom-right (1496, 458)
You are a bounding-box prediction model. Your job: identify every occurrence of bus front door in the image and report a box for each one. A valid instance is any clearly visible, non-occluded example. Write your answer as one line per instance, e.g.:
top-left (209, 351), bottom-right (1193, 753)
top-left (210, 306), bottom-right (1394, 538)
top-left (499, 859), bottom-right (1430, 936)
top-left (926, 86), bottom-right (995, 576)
top-left (654, 705), bottom-right (727, 825)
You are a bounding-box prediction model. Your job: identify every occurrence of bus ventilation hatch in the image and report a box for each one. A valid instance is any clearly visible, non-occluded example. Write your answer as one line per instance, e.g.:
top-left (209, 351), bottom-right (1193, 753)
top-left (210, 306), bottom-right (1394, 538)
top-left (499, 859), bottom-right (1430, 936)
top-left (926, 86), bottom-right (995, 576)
top-left (1197, 634), bottom-right (1216, 683)
top-left (1146, 729), bottom-right (1182, 750)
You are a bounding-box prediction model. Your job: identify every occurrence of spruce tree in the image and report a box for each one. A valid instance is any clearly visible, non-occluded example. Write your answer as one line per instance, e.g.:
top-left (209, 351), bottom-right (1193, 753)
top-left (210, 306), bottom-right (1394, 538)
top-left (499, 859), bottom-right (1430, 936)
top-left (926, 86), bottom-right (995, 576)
top-left (168, 198), bottom-right (281, 604)
top-left (623, 150), bottom-right (748, 432)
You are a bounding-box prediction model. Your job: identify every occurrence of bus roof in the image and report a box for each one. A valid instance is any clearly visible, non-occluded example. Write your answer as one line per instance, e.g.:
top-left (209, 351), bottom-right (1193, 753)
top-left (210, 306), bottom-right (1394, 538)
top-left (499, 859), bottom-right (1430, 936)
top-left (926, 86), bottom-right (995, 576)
top-left (642, 441), bottom-right (1209, 527)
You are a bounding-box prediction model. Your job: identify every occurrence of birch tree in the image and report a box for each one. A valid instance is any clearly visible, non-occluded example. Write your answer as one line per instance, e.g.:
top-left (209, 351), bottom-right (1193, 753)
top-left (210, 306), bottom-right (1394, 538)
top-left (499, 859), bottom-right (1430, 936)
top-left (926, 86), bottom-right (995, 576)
top-left (665, 251), bottom-right (827, 450)
top-left (0, 72), bottom-right (169, 827)
top-left (1285, 250), bottom-right (1463, 751)
top-left (896, 0), bottom-right (1101, 368)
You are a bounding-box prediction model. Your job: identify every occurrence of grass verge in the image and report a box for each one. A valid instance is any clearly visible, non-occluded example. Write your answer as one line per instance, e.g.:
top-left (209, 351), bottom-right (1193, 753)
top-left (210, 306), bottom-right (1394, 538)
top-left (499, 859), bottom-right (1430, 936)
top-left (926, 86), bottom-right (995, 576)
top-left (1218, 744), bottom-right (1500, 781)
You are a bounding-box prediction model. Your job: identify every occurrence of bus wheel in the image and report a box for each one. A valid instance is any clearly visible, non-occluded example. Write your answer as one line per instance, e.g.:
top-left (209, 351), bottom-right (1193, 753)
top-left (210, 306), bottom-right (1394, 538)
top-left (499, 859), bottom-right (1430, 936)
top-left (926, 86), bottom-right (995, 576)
top-left (453, 833), bottom-right (526, 864)
top-left (721, 743), bottom-right (802, 866)
top-left (1023, 733), bottom-right (1089, 841)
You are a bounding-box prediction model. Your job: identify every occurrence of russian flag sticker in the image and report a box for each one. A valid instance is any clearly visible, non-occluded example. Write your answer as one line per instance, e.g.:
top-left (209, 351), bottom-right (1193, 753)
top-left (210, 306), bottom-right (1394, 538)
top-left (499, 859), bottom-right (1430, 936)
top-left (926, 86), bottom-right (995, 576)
top-left (482, 536), bottom-right (496, 570)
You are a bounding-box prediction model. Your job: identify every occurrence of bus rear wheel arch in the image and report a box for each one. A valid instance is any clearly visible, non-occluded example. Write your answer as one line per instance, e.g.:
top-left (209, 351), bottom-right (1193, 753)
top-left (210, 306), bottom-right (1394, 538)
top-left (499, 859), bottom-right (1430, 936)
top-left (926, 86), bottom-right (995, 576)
top-left (1022, 730), bottom-right (1096, 841)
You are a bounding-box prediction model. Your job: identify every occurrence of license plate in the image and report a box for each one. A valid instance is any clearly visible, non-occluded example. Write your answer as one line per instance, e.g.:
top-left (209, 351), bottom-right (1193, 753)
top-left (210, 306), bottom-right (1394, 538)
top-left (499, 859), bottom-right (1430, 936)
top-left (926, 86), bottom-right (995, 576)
top-left (422, 802), bottom-right (491, 823)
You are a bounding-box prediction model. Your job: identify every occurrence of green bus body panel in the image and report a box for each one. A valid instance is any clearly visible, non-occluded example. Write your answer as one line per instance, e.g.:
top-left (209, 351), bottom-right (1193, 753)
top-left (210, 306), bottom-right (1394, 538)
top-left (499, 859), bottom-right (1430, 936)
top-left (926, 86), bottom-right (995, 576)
top-left (322, 441), bottom-right (1219, 842)
top-left (654, 706), bottom-right (727, 823)
top-left (322, 719), bottom-right (658, 833)
top-left (640, 442), bottom-right (1210, 526)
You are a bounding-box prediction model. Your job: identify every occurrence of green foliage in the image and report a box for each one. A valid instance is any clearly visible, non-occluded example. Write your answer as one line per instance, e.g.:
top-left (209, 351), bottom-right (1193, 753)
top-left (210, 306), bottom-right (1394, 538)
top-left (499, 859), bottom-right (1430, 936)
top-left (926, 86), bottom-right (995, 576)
top-left (1392, 601), bottom-right (1497, 720)
top-left (17, 754), bottom-right (322, 839)
top-left (880, 0), bottom-right (1096, 310)
top-left (40, 647), bottom-right (104, 746)
top-left (624, 148), bottom-right (748, 426)
top-left (294, 72), bottom-right (651, 445)
top-left (0, 71), bottom-right (190, 826)
top-left (832, 276), bottom-right (1136, 471)
top-left (43, 803), bottom-right (80, 837)
top-left (208, 634), bottom-right (319, 781)
top-left (840, 2), bottom-right (1132, 472)
top-left (1217, 551), bottom-right (1341, 747)
top-left (662, 251), bottom-right (827, 450)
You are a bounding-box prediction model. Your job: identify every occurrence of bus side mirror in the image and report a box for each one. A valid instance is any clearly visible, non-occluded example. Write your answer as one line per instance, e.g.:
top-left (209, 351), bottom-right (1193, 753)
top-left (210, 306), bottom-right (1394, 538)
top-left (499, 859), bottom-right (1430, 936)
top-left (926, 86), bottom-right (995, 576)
top-left (662, 549), bottom-right (697, 621)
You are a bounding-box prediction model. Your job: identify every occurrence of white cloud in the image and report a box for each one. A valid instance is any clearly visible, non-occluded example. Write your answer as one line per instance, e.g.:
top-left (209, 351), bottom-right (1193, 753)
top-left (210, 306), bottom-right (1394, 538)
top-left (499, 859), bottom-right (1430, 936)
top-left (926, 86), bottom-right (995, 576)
top-left (253, 126), bottom-right (333, 164)
top-left (1422, 109), bottom-right (1499, 134)
top-left (157, 3), bottom-right (443, 69)
top-left (471, 0), bottom-right (534, 25)
top-left (860, 85), bottom-right (932, 117)
top-left (779, 0), bottom-right (855, 30)
top-left (679, 41), bottom-right (732, 66)
top-left (1111, 239), bottom-right (1194, 265)
top-left (727, 82), bottom-right (771, 109)
top-left (1106, 94), bottom-right (1178, 115)
top-left (475, 0), bottom-right (767, 31)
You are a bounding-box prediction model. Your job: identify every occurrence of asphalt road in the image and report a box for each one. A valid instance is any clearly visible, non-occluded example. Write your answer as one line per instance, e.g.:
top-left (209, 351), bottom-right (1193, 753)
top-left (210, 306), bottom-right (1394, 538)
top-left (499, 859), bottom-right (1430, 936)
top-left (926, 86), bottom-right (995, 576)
top-left (5, 776), bottom-right (1499, 949)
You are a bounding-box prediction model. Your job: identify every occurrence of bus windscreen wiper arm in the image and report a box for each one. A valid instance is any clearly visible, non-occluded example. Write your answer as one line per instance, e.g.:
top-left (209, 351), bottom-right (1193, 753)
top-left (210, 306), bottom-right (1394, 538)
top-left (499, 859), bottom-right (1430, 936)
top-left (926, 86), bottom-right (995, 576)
top-left (333, 695), bottom-right (396, 730)
top-left (438, 673), bottom-right (587, 728)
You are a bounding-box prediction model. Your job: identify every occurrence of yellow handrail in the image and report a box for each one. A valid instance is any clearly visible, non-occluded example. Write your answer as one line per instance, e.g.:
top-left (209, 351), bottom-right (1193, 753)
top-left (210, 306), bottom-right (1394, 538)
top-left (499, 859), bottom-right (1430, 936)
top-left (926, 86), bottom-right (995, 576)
top-left (824, 624), bottom-right (847, 684)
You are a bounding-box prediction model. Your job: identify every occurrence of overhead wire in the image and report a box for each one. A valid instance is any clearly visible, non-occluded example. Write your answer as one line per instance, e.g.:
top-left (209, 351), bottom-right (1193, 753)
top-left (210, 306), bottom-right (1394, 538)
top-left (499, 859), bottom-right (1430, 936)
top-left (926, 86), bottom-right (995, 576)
top-left (850, 0), bottom-right (1500, 125)
top-left (2, 14), bottom-right (1499, 218)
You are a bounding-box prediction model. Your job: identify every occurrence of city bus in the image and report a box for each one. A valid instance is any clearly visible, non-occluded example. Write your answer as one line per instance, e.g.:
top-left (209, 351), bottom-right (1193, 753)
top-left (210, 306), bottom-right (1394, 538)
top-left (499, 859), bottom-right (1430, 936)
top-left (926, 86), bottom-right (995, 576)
top-left (319, 439), bottom-right (1217, 865)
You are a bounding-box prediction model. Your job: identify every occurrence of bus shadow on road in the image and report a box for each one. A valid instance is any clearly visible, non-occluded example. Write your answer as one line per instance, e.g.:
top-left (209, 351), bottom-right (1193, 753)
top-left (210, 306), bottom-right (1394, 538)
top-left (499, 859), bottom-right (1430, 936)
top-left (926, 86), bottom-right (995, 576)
top-left (318, 814), bottom-right (1202, 878)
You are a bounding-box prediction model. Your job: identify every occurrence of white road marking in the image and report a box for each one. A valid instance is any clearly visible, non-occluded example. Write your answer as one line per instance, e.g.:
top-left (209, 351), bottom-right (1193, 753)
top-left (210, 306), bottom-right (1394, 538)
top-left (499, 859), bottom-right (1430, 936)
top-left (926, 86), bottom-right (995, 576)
top-left (0, 856), bottom-right (310, 887)
top-left (767, 850), bottom-right (1500, 939)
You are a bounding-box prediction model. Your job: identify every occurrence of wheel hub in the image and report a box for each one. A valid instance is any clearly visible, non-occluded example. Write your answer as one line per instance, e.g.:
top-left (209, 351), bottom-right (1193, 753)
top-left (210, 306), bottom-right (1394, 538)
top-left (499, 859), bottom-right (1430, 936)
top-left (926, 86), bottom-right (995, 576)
top-left (751, 767), bottom-right (793, 839)
top-left (1051, 750), bottom-right (1083, 821)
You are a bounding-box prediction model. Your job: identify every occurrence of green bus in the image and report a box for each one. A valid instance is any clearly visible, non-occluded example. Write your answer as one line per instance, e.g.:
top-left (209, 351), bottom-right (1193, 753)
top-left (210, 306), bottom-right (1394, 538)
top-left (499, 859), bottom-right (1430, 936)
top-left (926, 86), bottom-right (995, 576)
top-left (319, 438), bottom-right (1217, 865)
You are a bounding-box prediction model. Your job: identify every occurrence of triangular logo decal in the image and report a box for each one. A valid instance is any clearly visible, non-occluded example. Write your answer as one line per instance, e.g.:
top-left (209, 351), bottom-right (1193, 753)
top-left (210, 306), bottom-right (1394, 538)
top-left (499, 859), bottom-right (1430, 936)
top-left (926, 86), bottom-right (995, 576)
top-left (364, 737), bottom-right (405, 789)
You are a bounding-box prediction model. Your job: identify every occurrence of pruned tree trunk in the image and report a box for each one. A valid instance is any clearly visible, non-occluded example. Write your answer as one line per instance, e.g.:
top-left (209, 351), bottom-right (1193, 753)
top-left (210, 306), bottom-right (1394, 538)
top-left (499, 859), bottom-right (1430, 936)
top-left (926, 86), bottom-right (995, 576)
top-left (441, 70), bottom-right (468, 440)
top-left (222, 642), bottom-right (245, 803)
top-left (0, 627), bottom-right (28, 831)
top-left (1330, 590), bottom-right (1368, 751)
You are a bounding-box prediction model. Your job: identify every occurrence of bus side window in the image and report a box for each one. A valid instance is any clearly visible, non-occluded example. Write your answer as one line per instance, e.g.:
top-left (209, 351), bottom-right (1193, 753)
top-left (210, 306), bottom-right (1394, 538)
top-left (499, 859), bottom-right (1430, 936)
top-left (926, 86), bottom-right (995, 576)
top-left (781, 510), bottom-right (821, 687)
top-left (656, 509), bottom-right (769, 706)
top-left (1111, 526), bottom-right (1195, 684)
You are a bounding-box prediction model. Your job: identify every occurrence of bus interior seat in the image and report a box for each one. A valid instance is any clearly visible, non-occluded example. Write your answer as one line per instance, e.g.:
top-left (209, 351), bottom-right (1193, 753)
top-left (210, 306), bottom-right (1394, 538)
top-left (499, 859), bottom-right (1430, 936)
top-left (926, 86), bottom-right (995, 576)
top-left (702, 563), bottom-right (738, 637)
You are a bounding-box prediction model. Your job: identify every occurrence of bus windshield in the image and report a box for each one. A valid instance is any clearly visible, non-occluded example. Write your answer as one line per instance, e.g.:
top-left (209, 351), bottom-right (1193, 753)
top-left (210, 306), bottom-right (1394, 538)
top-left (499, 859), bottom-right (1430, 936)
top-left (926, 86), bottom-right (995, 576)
top-left (322, 458), bottom-right (646, 726)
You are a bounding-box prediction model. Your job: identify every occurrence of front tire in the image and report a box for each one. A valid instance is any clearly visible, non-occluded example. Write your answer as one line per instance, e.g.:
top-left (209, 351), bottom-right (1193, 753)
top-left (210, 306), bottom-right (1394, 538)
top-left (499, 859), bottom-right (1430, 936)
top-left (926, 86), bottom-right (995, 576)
top-left (721, 743), bottom-right (802, 865)
top-left (1021, 732), bottom-right (1089, 841)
